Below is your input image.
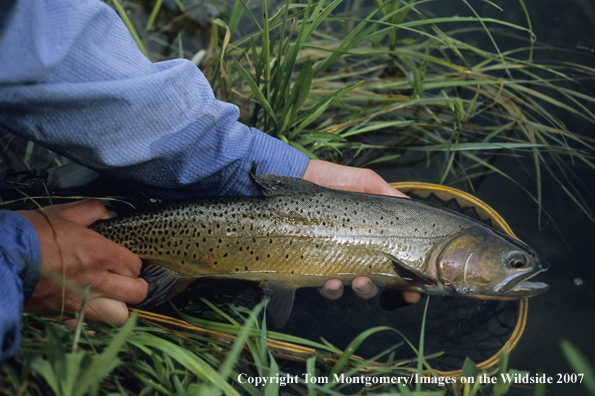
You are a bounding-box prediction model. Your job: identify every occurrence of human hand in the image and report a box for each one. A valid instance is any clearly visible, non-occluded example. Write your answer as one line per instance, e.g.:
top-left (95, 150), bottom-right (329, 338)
top-left (19, 200), bottom-right (148, 326)
top-left (302, 160), bottom-right (421, 304)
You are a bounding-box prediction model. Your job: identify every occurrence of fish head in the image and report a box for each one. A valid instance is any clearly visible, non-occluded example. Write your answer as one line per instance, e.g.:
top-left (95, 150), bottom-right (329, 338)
top-left (434, 228), bottom-right (549, 299)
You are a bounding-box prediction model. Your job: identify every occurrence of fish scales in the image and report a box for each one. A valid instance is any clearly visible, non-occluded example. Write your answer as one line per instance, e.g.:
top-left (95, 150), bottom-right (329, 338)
top-left (90, 169), bottom-right (549, 328)
top-left (94, 192), bottom-right (472, 287)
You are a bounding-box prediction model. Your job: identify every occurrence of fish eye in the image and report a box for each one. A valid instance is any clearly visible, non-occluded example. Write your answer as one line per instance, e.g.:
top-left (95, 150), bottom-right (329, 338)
top-left (508, 252), bottom-right (526, 269)
top-left (511, 259), bottom-right (525, 269)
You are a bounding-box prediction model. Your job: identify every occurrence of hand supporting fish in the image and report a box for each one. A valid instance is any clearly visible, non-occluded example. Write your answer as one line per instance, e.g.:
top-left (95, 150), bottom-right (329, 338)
top-left (90, 165), bottom-right (550, 328)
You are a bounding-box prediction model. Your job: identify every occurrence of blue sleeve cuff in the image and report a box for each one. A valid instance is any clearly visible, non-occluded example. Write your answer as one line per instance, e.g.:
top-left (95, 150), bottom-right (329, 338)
top-left (0, 210), bottom-right (41, 361)
top-left (221, 129), bottom-right (311, 197)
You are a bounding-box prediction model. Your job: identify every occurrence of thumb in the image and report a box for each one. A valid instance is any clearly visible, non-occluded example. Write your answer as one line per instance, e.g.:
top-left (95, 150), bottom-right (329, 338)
top-left (54, 199), bottom-right (116, 227)
top-left (85, 298), bottom-right (130, 326)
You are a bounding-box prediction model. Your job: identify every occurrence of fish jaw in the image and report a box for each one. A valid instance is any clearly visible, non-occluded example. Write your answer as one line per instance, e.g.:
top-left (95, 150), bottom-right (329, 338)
top-left (488, 259), bottom-right (550, 297)
top-left (433, 228), bottom-right (550, 300)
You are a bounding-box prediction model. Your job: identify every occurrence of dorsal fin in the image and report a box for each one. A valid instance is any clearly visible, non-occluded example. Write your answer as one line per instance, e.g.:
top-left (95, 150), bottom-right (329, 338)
top-left (250, 162), bottom-right (326, 197)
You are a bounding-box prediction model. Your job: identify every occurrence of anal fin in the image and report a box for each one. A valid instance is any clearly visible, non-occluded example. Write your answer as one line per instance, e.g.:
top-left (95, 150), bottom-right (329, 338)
top-left (382, 253), bottom-right (436, 288)
top-left (259, 280), bottom-right (297, 329)
top-left (135, 261), bottom-right (195, 309)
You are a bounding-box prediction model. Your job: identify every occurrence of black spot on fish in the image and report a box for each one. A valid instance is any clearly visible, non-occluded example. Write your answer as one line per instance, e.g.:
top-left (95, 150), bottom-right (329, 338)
top-left (285, 254), bottom-right (289, 259)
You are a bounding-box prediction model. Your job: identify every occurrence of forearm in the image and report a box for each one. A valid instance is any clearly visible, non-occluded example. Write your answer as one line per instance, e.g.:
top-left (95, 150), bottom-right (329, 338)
top-left (0, 211), bottom-right (42, 361)
top-left (0, 0), bottom-right (309, 198)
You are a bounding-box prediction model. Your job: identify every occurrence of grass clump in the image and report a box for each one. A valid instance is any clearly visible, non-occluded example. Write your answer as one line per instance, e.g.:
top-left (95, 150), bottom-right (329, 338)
top-left (1, 300), bottom-right (455, 395)
top-left (188, 0), bottom-right (594, 223)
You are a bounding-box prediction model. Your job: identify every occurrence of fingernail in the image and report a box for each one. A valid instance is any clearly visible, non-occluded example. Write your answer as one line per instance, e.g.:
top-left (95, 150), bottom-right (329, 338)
top-left (101, 210), bottom-right (117, 220)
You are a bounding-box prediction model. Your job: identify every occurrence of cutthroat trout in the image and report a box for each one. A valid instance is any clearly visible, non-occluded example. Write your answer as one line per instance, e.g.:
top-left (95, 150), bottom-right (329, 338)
top-left (90, 166), bottom-right (549, 327)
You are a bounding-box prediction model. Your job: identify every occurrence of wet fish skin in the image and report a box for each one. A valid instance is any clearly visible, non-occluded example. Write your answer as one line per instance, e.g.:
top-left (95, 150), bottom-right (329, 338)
top-left (90, 170), bottom-right (549, 327)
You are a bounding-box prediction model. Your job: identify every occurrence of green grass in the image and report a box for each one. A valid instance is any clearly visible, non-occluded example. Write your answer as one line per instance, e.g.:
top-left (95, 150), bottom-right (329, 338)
top-left (1, 300), bottom-right (448, 395)
top-left (192, 0), bottom-right (594, 225)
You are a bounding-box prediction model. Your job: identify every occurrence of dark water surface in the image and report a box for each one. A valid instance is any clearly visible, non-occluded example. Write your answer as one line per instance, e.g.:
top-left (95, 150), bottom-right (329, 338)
top-left (280, 1), bottom-right (595, 394)
top-left (373, 1), bottom-right (595, 394)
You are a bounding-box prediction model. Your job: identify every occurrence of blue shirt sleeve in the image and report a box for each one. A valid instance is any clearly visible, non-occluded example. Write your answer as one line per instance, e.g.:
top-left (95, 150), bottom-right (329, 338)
top-left (0, 0), bottom-right (310, 199)
top-left (0, 211), bottom-right (42, 362)
top-left (0, 0), bottom-right (311, 361)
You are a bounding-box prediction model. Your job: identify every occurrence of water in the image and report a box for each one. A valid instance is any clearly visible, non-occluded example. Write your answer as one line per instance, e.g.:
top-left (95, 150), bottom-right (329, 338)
top-left (295, 1), bottom-right (595, 394)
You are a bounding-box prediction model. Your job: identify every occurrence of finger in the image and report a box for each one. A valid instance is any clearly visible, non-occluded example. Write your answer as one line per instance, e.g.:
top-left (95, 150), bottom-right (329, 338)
top-left (351, 276), bottom-right (378, 299)
top-left (319, 279), bottom-right (344, 300)
top-left (61, 318), bottom-right (78, 328)
top-left (92, 274), bottom-right (148, 305)
top-left (368, 182), bottom-right (410, 199)
top-left (302, 160), bottom-right (410, 199)
top-left (84, 298), bottom-right (130, 326)
top-left (54, 199), bottom-right (114, 226)
top-left (84, 233), bottom-right (143, 277)
top-left (402, 291), bottom-right (421, 304)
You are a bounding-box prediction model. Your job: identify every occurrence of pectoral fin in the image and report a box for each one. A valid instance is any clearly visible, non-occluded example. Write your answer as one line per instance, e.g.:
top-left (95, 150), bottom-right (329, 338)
top-left (259, 280), bottom-right (297, 328)
top-left (135, 261), bottom-right (195, 309)
top-left (382, 253), bottom-right (436, 288)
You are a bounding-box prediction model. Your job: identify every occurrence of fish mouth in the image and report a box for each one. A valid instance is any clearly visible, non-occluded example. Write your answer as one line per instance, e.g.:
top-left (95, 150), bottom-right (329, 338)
top-left (492, 260), bottom-right (550, 297)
